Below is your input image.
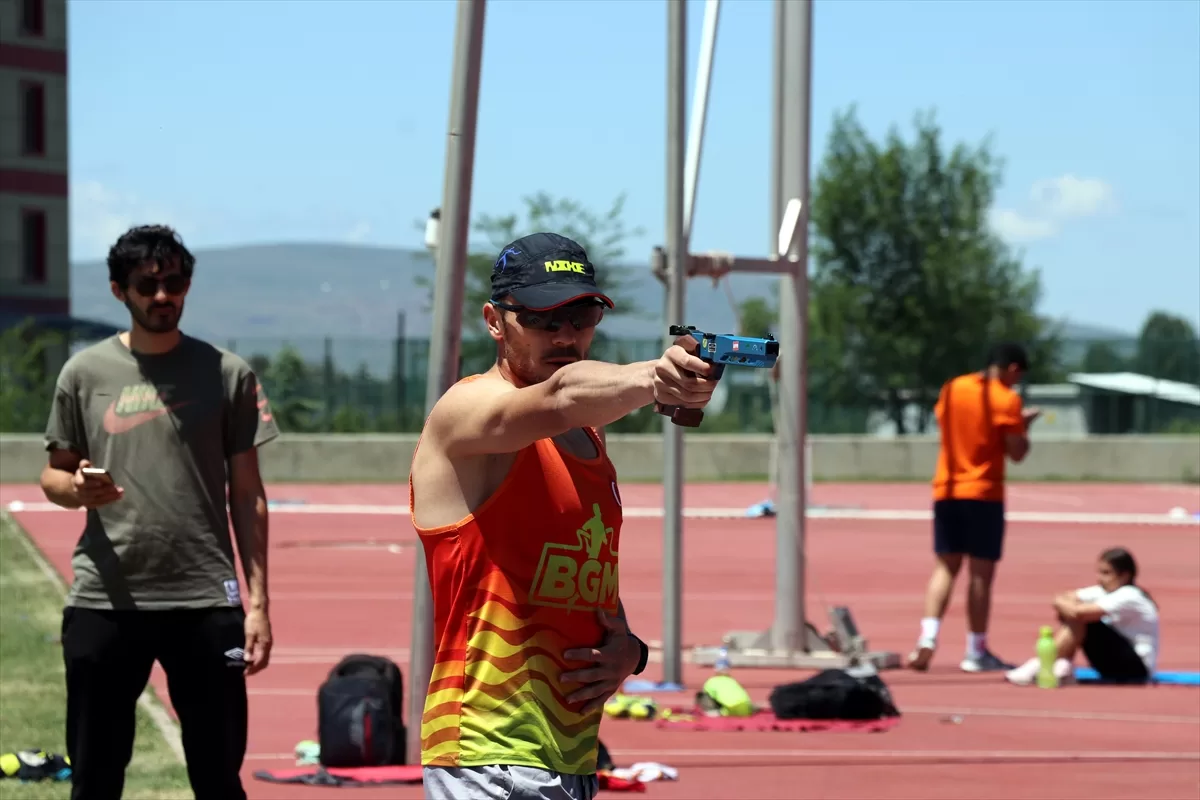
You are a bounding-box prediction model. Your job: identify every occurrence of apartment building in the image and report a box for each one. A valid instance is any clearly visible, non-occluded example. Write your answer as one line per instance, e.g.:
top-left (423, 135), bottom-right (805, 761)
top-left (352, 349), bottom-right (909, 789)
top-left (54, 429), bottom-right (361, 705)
top-left (0, 0), bottom-right (70, 327)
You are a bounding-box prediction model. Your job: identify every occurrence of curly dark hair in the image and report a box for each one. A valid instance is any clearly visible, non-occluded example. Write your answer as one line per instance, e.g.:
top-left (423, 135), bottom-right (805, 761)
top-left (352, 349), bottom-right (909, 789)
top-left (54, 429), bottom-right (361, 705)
top-left (986, 341), bottom-right (1030, 372)
top-left (106, 225), bottom-right (196, 288)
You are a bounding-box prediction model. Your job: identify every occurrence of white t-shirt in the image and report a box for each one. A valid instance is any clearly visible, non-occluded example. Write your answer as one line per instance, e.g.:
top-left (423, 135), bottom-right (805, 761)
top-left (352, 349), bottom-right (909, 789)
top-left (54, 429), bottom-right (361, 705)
top-left (1075, 584), bottom-right (1160, 672)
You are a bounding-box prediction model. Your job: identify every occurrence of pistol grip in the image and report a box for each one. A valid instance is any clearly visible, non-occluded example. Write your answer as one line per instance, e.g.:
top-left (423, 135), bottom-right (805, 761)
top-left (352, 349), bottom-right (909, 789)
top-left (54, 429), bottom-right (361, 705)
top-left (654, 404), bottom-right (705, 427)
top-left (653, 358), bottom-right (722, 427)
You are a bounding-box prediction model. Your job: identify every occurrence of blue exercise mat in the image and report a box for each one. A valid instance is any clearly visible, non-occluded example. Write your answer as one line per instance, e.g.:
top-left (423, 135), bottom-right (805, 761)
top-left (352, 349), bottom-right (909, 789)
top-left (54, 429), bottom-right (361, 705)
top-left (622, 679), bottom-right (686, 693)
top-left (1074, 667), bottom-right (1200, 685)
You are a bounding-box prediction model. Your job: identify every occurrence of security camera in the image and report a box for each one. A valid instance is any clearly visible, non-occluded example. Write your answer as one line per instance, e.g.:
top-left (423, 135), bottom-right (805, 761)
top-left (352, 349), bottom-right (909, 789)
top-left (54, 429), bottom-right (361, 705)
top-left (424, 208), bottom-right (441, 252)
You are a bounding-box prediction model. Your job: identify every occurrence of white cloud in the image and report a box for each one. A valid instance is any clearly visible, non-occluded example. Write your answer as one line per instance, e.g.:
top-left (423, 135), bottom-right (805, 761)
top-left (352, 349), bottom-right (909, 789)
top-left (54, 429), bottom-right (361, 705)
top-left (990, 174), bottom-right (1115, 244)
top-left (344, 222), bottom-right (372, 244)
top-left (70, 180), bottom-right (194, 261)
top-left (1029, 174), bottom-right (1116, 219)
top-left (988, 208), bottom-right (1059, 243)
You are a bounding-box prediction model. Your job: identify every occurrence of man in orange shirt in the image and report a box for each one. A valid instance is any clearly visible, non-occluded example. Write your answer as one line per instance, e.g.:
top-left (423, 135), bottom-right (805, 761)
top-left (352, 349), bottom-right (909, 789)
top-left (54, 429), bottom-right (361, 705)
top-left (908, 343), bottom-right (1041, 673)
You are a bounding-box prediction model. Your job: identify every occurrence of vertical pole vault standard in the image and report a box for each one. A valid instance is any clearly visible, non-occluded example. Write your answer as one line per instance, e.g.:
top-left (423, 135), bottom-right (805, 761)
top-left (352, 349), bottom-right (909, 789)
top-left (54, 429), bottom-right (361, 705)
top-left (650, 0), bottom-right (718, 692)
top-left (683, 0), bottom-right (721, 240)
top-left (680, 0), bottom-right (900, 671)
top-left (769, 0), bottom-right (784, 256)
top-left (660, 0), bottom-right (688, 690)
top-left (407, 0), bottom-right (487, 766)
top-left (770, 0), bottom-right (812, 653)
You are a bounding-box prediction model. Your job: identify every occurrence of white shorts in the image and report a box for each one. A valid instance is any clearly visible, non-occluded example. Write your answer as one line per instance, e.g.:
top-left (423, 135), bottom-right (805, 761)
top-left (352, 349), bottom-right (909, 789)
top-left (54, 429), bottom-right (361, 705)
top-left (423, 765), bottom-right (598, 800)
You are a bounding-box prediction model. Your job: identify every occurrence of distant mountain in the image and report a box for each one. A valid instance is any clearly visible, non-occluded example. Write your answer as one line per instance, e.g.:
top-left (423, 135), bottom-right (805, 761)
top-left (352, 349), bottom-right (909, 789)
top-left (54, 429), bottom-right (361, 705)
top-left (1055, 321), bottom-right (1138, 341)
top-left (70, 242), bottom-right (1134, 371)
top-left (69, 242), bottom-right (781, 342)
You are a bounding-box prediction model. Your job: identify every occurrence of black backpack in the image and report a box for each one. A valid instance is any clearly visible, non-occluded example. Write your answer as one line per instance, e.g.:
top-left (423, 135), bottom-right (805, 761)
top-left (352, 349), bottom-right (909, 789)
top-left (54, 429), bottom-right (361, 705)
top-left (317, 654), bottom-right (407, 767)
top-left (768, 668), bottom-right (901, 721)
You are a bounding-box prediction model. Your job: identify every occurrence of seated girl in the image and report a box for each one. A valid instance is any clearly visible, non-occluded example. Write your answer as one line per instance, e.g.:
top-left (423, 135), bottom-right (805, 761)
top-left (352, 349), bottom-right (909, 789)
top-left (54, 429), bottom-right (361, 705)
top-left (1006, 547), bottom-right (1159, 686)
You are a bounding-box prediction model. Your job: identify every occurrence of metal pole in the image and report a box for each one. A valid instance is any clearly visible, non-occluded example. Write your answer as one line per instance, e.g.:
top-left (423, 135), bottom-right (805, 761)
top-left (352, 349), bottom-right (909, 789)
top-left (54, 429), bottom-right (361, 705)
top-left (770, 0), bottom-right (813, 653)
top-left (407, 0), bottom-right (486, 766)
top-left (661, 0), bottom-right (687, 688)
top-left (770, 0), bottom-right (784, 248)
top-left (764, 0), bottom-right (786, 511)
top-left (395, 309), bottom-right (408, 419)
top-left (683, 0), bottom-right (721, 241)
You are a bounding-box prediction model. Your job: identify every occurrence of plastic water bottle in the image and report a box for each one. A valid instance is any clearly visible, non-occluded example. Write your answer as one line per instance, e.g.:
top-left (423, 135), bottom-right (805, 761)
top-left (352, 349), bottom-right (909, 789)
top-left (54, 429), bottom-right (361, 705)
top-left (1035, 625), bottom-right (1058, 689)
top-left (714, 637), bottom-right (731, 673)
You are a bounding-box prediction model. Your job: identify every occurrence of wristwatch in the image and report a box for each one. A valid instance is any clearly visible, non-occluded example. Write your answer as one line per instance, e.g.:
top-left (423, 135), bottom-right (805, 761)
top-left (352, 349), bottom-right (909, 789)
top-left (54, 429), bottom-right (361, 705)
top-left (631, 635), bottom-right (649, 676)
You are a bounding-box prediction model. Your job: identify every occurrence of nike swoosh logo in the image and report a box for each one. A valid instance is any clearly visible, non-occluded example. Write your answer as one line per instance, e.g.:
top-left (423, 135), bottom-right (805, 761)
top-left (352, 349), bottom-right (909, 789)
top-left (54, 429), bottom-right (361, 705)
top-left (103, 401), bottom-right (193, 435)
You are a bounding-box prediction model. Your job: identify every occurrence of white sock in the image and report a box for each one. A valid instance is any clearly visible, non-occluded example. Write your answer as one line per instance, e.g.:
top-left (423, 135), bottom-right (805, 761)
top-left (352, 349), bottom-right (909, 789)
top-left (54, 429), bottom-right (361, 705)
top-left (1054, 658), bottom-right (1073, 679)
top-left (966, 632), bottom-right (987, 659)
top-left (919, 617), bottom-right (940, 643)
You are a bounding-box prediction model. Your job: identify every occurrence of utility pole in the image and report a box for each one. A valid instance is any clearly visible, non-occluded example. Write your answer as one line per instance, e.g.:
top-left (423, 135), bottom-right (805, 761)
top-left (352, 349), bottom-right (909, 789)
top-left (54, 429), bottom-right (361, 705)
top-left (407, 0), bottom-right (487, 766)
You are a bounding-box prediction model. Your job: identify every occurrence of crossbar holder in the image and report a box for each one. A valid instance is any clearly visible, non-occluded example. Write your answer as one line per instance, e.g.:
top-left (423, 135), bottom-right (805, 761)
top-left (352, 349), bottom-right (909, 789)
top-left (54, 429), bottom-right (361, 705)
top-left (651, 247), bottom-right (797, 285)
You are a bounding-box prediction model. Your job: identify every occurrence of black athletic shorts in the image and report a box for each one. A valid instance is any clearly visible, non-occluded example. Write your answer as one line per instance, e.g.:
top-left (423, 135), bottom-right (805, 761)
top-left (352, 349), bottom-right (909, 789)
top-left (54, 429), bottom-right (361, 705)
top-left (932, 499), bottom-right (1006, 562)
top-left (1082, 620), bottom-right (1150, 683)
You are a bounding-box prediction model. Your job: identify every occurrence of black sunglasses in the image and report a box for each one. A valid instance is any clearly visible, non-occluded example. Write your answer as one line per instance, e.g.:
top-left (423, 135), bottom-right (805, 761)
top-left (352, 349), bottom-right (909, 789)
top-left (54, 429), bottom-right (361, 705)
top-left (131, 274), bottom-right (188, 297)
top-left (492, 299), bottom-right (605, 332)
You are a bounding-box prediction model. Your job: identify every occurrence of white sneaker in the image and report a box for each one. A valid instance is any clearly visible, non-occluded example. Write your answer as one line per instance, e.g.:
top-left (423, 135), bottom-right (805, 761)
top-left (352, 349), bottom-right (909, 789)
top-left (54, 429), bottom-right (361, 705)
top-left (1005, 657), bottom-right (1040, 686)
top-left (907, 637), bottom-right (936, 671)
top-left (1007, 657), bottom-right (1076, 686)
top-left (961, 650), bottom-right (1015, 673)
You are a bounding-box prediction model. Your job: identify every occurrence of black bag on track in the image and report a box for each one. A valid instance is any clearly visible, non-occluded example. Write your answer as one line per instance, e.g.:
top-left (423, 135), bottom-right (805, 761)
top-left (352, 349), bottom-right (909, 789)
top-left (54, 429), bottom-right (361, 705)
top-left (768, 668), bottom-right (901, 721)
top-left (317, 654), bottom-right (407, 767)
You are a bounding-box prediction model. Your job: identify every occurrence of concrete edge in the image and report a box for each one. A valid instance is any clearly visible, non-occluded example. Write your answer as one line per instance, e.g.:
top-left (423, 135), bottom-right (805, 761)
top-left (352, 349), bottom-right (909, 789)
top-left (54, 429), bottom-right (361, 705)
top-left (3, 433), bottom-right (1198, 484)
top-left (0, 510), bottom-right (186, 765)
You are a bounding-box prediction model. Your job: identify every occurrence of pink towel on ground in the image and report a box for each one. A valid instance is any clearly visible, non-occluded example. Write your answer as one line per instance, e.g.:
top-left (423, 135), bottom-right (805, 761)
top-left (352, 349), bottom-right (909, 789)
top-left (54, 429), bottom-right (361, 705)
top-left (253, 765), bottom-right (424, 786)
top-left (656, 709), bottom-right (900, 733)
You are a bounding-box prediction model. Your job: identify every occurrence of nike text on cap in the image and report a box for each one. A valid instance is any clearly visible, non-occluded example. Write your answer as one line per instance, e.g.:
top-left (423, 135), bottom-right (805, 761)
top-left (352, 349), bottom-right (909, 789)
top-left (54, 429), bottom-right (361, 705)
top-left (489, 232), bottom-right (615, 311)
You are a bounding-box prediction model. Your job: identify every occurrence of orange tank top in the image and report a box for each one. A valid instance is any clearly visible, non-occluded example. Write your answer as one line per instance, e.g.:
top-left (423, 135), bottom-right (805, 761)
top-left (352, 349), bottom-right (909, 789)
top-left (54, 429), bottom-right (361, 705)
top-left (409, 403), bottom-right (624, 775)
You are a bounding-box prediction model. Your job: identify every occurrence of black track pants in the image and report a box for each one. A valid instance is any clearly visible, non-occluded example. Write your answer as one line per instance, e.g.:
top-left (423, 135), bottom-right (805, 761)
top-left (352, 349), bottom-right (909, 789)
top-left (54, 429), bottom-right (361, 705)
top-left (61, 606), bottom-right (249, 800)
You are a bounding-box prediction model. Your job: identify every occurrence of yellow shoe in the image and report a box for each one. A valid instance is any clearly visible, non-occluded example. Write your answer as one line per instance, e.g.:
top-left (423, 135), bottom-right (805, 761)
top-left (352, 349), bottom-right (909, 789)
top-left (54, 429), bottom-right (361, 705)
top-left (628, 699), bottom-right (657, 720)
top-left (604, 694), bottom-right (634, 718)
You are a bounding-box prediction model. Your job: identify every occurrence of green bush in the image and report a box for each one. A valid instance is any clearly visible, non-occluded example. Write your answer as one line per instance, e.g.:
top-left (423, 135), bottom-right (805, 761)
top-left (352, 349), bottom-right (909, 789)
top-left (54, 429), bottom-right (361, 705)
top-left (0, 320), bottom-right (63, 434)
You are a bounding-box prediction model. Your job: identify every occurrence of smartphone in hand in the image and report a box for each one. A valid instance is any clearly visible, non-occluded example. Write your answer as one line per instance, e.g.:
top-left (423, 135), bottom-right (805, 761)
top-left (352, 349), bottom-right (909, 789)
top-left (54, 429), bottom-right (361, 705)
top-left (80, 467), bottom-right (115, 485)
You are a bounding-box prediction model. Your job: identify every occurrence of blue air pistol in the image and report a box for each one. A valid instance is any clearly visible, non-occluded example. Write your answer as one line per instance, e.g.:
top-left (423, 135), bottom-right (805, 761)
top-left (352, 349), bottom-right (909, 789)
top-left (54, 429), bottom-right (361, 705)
top-left (654, 325), bottom-right (781, 427)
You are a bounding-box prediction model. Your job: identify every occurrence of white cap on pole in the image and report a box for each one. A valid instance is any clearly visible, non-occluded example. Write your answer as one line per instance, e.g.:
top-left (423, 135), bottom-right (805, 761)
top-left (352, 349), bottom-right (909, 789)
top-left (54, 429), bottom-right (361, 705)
top-left (777, 197), bottom-right (803, 259)
top-left (424, 208), bottom-right (441, 253)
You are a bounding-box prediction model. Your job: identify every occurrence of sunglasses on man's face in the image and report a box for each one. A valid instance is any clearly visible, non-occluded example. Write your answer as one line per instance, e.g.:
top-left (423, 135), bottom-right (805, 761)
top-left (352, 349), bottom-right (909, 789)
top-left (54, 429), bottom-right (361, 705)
top-left (493, 300), bottom-right (605, 332)
top-left (131, 274), bottom-right (188, 297)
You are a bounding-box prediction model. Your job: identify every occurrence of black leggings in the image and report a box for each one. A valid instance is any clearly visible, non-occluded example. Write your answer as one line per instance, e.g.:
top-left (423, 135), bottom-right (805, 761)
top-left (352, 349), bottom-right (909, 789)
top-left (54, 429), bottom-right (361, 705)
top-left (61, 606), bottom-right (249, 800)
top-left (1082, 620), bottom-right (1150, 684)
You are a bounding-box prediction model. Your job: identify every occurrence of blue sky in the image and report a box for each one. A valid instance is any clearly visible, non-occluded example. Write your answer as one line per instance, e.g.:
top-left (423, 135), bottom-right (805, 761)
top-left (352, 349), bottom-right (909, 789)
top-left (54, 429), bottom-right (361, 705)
top-left (68, 0), bottom-right (1199, 334)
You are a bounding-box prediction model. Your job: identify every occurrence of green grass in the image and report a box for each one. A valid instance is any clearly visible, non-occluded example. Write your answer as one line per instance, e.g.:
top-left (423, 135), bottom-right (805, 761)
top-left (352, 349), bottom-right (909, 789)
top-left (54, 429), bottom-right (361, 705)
top-left (0, 514), bottom-right (192, 799)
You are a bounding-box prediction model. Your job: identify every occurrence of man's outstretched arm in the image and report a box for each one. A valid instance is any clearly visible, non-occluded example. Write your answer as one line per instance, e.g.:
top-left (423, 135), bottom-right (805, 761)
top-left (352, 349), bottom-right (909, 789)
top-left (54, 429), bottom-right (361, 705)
top-left (429, 344), bottom-right (715, 458)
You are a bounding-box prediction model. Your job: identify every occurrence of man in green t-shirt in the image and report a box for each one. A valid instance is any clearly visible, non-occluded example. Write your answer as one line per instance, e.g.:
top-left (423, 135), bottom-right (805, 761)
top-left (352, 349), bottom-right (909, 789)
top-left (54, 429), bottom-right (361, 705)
top-left (39, 225), bottom-right (280, 800)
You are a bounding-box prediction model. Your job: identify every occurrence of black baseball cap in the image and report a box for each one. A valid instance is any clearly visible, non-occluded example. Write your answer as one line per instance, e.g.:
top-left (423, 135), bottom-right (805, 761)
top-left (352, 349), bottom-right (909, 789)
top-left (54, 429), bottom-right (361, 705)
top-left (488, 232), bottom-right (615, 311)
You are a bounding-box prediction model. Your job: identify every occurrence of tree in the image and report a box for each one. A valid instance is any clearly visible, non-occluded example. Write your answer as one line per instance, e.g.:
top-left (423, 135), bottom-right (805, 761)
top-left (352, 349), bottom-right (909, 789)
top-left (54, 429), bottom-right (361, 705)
top-left (0, 320), bottom-right (64, 433)
top-left (808, 107), bottom-right (1062, 433)
top-left (1134, 311), bottom-right (1200, 385)
top-left (416, 192), bottom-right (645, 337)
top-left (736, 295), bottom-right (777, 339)
top-left (1080, 340), bottom-right (1128, 373)
top-left (262, 345), bottom-right (322, 432)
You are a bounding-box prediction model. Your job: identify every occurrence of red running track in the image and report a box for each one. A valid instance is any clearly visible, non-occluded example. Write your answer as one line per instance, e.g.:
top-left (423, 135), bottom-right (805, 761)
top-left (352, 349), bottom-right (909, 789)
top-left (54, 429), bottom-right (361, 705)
top-left (85, 480), bottom-right (1195, 514)
top-left (3, 481), bottom-right (1199, 799)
